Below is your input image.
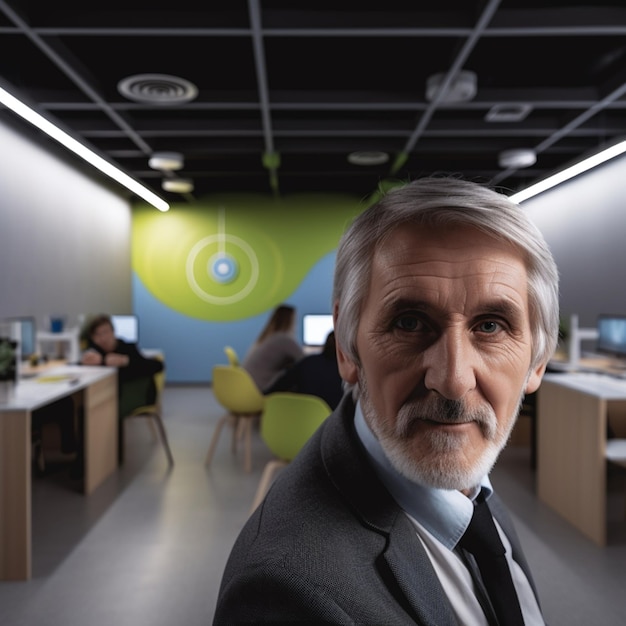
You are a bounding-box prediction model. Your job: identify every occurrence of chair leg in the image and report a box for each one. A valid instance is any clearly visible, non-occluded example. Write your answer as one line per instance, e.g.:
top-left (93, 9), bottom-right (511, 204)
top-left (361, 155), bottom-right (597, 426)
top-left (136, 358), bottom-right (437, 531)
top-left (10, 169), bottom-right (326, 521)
top-left (205, 413), bottom-right (231, 467)
top-left (243, 418), bottom-right (253, 473)
top-left (250, 459), bottom-right (288, 514)
top-left (151, 414), bottom-right (174, 466)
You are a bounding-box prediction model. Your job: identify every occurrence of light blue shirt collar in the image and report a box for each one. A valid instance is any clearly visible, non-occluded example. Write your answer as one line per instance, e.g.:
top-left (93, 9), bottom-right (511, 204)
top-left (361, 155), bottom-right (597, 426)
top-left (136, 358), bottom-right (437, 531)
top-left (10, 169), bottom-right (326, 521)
top-left (354, 401), bottom-right (493, 550)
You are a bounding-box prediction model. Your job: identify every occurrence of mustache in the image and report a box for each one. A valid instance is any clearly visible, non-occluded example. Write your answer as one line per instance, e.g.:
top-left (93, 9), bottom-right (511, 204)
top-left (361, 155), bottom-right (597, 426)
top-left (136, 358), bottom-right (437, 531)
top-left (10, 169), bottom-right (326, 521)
top-left (396, 397), bottom-right (496, 438)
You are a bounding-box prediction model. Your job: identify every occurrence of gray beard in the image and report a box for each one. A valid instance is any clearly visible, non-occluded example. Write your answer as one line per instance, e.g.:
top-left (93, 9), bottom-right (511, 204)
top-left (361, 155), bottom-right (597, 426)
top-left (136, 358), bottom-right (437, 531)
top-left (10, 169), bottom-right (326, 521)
top-left (358, 376), bottom-right (522, 491)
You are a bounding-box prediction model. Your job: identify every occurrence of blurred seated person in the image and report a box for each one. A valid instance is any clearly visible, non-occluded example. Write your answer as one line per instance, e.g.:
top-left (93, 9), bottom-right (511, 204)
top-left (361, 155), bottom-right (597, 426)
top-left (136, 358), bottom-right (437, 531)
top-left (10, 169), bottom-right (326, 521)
top-left (242, 304), bottom-right (304, 392)
top-left (81, 314), bottom-right (164, 459)
top-left (265, 331), bottom-right (344, 409)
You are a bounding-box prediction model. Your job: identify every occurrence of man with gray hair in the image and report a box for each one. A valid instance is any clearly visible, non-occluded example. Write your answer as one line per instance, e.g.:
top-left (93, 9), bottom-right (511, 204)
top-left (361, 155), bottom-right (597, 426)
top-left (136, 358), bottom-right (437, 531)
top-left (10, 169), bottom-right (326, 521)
top-left (214, 176), bottom-right (559, 625)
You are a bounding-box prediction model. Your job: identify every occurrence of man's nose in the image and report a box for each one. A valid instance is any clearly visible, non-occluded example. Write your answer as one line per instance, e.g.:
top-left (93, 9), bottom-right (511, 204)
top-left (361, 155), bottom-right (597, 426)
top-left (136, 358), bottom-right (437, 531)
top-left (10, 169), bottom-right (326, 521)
top-left (422, 330), bottom-right (477, 400)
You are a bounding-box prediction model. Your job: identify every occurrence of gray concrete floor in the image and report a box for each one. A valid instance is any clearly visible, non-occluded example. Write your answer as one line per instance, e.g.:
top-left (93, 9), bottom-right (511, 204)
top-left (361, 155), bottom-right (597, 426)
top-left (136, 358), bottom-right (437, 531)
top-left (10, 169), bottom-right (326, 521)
top-left (0, 384), bottom-right (625, 626)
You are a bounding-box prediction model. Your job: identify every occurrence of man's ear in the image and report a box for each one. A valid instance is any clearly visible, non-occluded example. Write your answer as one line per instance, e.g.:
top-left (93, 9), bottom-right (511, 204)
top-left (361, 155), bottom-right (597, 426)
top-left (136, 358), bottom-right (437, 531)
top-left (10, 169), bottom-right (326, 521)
top-left (333, 302), bottom-right (359, 384)
top-left (525, 361), bottom-right (547, 395)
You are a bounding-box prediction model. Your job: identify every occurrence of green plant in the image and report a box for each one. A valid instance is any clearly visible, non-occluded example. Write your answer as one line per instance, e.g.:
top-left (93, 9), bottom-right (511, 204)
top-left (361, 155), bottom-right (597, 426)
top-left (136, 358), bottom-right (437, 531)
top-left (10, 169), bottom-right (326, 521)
top-left (0, 337), bottom-right (17, 381)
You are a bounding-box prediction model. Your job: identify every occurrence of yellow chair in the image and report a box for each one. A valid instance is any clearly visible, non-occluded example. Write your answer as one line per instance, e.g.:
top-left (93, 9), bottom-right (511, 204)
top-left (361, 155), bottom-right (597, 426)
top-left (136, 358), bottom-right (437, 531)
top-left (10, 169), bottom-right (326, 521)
top-left (250, 392), bottom-right (331, 513)
top-left (223, 345), bottom-right (240, 366)
top-left (206, 365), bottom-right (265, 472)
top-left (124, 354), bottom-right (174, 466)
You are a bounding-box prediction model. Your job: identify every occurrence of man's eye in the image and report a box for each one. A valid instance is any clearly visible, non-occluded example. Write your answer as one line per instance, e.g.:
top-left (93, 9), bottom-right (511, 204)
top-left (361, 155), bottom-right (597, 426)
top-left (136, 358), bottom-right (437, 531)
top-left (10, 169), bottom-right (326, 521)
top-left (477, 320), bottom-right (501, 334)
top-left (394, 315), bottom-right (423, 332)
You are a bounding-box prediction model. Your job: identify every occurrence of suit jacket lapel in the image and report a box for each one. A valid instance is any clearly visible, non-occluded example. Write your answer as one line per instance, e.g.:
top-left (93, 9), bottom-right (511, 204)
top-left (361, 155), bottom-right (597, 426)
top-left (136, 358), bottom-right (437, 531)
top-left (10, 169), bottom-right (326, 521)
top-left (320, 395), bottom-right (459, 626)
top-left (384, 514), bottom-right (461, 626)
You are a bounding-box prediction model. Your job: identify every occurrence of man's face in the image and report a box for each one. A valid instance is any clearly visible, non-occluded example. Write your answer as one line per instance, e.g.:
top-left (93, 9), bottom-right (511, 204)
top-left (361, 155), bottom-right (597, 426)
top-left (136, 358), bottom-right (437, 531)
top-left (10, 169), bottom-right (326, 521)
top-left (91, 322), bottom-right (116, 353)
top-left (336, 223), bottom-right (545, 492)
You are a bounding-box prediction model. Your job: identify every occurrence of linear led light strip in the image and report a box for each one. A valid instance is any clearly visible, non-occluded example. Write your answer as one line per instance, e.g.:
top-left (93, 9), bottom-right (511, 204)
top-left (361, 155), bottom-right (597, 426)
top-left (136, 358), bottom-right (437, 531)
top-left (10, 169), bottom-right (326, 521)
top-left (0, 85), bottom-right (169, 212)
top-left (510, 140), bottom-right (626, 204)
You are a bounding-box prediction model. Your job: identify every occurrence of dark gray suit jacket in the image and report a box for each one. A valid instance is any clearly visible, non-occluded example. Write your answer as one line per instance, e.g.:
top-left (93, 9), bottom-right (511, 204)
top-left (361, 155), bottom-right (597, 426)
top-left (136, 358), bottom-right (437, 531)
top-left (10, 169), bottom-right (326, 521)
top-left (214, 393), bottom-right (539, 625)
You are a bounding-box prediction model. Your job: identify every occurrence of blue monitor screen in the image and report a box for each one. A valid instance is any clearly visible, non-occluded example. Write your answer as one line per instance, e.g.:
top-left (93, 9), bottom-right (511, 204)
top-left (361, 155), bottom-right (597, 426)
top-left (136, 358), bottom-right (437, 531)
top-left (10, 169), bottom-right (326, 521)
top-left (596, 315), bottom-right (626, 357)
top-left (7, 316), bottom-right (37, 360)
top-left (111, 315), bottom-right (139, 343)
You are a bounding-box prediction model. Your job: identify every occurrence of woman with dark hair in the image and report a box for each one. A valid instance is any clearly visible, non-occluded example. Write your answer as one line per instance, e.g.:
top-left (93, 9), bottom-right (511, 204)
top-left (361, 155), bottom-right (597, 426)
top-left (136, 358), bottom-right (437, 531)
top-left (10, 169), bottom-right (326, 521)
top-left (241, 304), bottom-right (303, 392)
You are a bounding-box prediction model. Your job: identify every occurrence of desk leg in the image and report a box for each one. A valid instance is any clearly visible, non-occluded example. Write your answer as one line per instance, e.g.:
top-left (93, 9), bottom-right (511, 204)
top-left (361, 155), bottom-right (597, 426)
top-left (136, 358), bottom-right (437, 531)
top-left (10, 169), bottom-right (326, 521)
top-left (537, 383), bottom-right (607, 546)
top-left (0, 410), bottom-right (31, 580)
top-left (83, 374), bottom-right (118, 495)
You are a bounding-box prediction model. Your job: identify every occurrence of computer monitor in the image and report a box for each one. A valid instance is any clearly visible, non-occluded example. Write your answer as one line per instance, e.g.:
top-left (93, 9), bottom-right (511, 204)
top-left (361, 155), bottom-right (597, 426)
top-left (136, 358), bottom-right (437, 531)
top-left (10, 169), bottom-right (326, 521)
top-left (111, 315), bottom-right (139, 344)
top-left (596, 315), bottom-right (626, 358)
top-left (302, 314), bottom-right (334, 347)
top-left (6, 316), bottom-right (37, 360)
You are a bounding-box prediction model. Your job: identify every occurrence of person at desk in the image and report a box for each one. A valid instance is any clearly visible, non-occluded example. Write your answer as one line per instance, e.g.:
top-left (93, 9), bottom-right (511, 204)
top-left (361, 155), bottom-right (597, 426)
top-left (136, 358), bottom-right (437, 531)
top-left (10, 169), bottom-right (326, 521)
top-left (214, 176), bottom-right (560, 625)
top-left (241, 304), bottom-right (303, 392)
top-left (80, 314), bottom-right (163, 441)
top-left (265, 331), bottom-right (344, 409)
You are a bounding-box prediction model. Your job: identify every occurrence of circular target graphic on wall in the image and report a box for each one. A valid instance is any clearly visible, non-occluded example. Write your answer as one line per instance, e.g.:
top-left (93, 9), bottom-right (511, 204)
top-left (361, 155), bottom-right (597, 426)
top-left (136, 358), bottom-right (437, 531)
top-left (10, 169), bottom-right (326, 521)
top-left (185, 233), bottom-right (259, 305)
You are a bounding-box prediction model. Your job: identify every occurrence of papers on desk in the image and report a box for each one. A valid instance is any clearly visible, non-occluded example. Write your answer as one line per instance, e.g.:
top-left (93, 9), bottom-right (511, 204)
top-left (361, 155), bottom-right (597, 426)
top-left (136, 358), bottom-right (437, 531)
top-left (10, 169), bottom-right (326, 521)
top-left (37, 374), bottom-right (80, 384)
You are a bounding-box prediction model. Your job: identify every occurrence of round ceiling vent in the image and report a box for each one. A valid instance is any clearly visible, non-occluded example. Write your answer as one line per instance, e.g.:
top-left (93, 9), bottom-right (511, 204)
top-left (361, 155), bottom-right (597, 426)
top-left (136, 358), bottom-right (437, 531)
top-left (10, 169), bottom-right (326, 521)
top-left (117, 74), bottom-right (198, 105)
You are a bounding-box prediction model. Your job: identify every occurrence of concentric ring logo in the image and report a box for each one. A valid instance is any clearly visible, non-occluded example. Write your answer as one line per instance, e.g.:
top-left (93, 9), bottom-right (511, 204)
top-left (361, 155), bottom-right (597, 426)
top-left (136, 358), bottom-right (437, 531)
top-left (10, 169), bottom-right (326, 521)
top-left (185, 234), bottom-right (259, 305)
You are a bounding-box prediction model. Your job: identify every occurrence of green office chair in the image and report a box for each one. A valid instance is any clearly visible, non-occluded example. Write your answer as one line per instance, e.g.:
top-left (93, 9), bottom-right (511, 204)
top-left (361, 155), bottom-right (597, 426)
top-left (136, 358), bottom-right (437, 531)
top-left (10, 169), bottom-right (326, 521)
top-left (249, 392), bottom-right (331, 513)
top-left (206, 364), bottom-right (265, 472)
top-left (223, 345), bottom-right (240, 367)
top-left (123, 353), bottom-right (174, 466)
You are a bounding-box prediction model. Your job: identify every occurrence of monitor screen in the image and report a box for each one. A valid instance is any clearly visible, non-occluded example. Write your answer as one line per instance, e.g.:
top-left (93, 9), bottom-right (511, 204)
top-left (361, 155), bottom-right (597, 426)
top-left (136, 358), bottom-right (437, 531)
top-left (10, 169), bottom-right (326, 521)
top-left (596, 315), bottom-right (626, 357)
top-left (302, 314), bottom-right (334, 347)
top-left (111, 315), bottom-right (139, 343)
top-left (6, 316), bottom-right (37, 360)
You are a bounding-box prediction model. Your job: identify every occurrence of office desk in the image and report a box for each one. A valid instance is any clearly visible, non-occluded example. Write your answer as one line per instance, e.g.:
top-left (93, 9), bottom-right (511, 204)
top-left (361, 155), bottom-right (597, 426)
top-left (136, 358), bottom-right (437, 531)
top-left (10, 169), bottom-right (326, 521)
top-left (0, 365), bottom-right (118, 580)
top-left (537, 372), bottom-right (626, 546)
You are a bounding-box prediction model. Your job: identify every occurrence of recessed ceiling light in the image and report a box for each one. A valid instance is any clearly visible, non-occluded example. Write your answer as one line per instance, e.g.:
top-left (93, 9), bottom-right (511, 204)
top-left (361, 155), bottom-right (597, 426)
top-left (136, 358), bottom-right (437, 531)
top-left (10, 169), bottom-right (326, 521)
top-left (162, 178), bottom-right (194, 193)
top-left (498, 148), bottom-right (537, 169)
top-left (347, 151), bottom-right (390, 166)
top-left (149, 151), bottom-right (184, 171)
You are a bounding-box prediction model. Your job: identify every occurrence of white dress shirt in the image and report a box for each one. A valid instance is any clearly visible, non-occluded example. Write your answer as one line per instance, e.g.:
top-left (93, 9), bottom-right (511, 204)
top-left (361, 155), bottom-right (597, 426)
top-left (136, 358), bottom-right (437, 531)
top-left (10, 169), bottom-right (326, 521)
top-left (354, 402), bottom-right (544, 626)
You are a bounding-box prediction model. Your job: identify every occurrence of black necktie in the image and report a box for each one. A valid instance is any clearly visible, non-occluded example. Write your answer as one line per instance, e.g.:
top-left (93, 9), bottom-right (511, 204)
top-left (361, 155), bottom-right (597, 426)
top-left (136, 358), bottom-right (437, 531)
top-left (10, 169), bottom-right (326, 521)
top-left (458, 494), bottom-right (525, 626)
